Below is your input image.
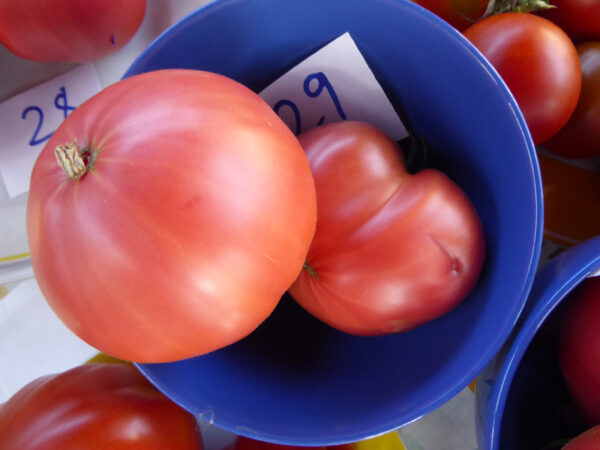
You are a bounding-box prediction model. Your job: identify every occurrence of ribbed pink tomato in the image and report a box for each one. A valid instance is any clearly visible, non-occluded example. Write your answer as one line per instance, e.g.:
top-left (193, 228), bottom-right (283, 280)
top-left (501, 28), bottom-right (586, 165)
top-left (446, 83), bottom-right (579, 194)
top-left (288, 121), bottom-right (485, 335)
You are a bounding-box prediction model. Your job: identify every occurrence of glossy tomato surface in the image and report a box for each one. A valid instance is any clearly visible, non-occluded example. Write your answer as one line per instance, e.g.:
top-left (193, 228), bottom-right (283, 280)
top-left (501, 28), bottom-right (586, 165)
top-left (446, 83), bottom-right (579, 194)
top-left (543, 42), bottom-right (600, 159)
top-left (538, 0), bottom-right (600, 42)
top-left (412, 0), bottom-right (488, 30)
top-left (464, 12), bottom-right (582, 145)
top-left (558, 276), bottom-right (600, 426)
top-left (26, 69), bottom-right (317, 363)
top-left (538, 150), bottom-right (600, 246)
top-left (0, 363), bottom-right (203, 449)
top-left (564, 425), bottom-right (600, 450)
top-left (0, 0), bottom-right (146, 62)
top-left (289, 121), bottom-right (486, 335)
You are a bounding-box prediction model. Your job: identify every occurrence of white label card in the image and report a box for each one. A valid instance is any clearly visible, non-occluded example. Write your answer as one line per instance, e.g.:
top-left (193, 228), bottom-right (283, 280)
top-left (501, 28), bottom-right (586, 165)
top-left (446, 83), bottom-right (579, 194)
top-left (0, 278), bottom-right (98, 403)
top-left (260, 32), bottom-right (408, 142)
top-left (0, 64), bottom-right (102, 198)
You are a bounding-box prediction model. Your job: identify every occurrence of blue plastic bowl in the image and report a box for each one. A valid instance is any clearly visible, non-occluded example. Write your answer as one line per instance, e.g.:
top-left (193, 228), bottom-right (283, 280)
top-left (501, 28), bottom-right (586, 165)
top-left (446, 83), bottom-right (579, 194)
top-left (124, 0), bottom-right (543, 444)
top-left (476, 236), bottom-right (600, 450)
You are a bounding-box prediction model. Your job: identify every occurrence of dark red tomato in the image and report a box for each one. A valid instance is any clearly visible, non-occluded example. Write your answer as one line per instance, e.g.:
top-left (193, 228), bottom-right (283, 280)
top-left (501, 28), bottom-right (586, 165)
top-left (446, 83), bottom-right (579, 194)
top-left (464, 12), bottom-right (582, 145)
top-left (538, 0), bottom-right (600, 42)
top-left (543, 42), bottom-right (600, 159)
top-left (0, 0), bottom-right (146, 62)
top-left (564, 424), bottom-right (600, 449)
top-left (412, 0), bottom-right (488, 31)
top-left (558, 276), bottom-right (600, 426)
top-left (226, 436), bottom-right (328, 450)
top-left (27, 70), bottom-right (317, 363)
top-left (288, 121), bottom-right (486, 335)
top-left (0, 363), bottom-right (203, 449)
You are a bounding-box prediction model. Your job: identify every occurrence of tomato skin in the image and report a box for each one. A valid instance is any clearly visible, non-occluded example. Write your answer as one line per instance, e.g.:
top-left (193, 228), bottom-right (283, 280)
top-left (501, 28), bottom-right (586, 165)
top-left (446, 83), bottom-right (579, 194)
top-left (26, 69), bottom-right (317, 363)
top-left (0, 363), bottom-right (203, 449)
top-left (558, 276), bottom-right (600, 426)
top-left (288, 121), bottom-right (485, 335)
top-left (538, 0), bottom-right (600, 42)
top-left (226, 436), bottom-right (328, 450)
top-left (464, 12), bottom-right (582, 145)
top-left (564, 425), bottom-right (600, 450)
top-left (412, 0), bottom-right (488, 31)
top-left (542, 42), bottom-right (600, 159)
top-left (0, 0), bottom-right (146, 63)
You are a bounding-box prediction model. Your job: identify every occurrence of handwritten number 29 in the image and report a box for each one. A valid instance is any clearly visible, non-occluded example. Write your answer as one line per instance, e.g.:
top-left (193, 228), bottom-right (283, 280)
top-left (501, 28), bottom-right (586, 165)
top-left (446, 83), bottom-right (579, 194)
top-left (273, 72), bottom-right (346, 135)
top-left (22, 86), bottom-right (76, 146)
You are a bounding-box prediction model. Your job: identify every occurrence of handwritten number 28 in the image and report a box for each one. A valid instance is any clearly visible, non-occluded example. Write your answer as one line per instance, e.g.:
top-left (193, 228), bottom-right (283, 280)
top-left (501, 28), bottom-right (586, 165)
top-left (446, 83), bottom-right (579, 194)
top-left (273, 72), bottom-right (346, 135)
top-left (22, 86), bottom-right (76, 146)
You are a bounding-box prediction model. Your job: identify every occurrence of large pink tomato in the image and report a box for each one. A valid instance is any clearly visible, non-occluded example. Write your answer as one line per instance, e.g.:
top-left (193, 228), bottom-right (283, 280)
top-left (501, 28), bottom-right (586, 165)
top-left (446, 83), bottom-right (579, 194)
top-left (288, 121), bottom-right (485, 335)
top-left (27, 69), bottom-right (317, 363)
top-left (0, 0), bottom-right (146, 63)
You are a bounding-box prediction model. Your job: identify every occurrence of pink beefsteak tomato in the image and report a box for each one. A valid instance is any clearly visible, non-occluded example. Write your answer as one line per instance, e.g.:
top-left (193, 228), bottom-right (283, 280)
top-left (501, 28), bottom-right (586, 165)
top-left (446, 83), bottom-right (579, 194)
top-left (0, 363), bottom-right (203, 449)
top-left (558, 276), bottom-right (600, 426)
top-left (288, 121), bottom-right (485, 335)
top-left (26, 69), bottom-right (317, 363)
top-left (0, 0), bottom-right (146, 63)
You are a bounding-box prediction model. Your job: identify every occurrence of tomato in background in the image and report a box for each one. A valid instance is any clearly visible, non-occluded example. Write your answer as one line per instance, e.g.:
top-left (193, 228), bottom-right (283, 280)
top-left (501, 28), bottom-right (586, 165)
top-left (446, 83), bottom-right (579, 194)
top-left (226, 431), bottom-right (406, 450)
top-left (226, 436), bottom-right (327, 450)
top-left (564, 424), bottom-right (600, 450)
top-left (289, 121), bottom-right (485, 336)
top-left (0, 363), bottom-right (203, 449)
top-left (542, 42), bottom-right (600, 159)
top-left (27, 69), bottom-right (317, 363)
top-left (538, 0), bottom-right (600, 42)
top-left (411, 0), bottom-right (488, 31)
top-left (558, 276), bottom-right (600, 426)
top-left (0, 0), bottom-right (146, 63)
top-left (538, 150), bottom-right (600, 246)
top-left (464, 12), bottom-right (581, 145)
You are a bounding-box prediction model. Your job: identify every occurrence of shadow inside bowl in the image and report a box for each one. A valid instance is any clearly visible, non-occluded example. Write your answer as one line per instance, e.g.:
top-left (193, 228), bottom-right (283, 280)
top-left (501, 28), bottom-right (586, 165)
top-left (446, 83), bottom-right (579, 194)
top-left (499, 301), bottom-right (588, 450)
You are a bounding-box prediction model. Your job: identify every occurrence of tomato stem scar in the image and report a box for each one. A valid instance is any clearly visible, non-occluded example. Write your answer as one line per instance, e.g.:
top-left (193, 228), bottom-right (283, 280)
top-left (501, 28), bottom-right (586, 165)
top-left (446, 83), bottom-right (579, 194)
top-left (55, 140), bottom-right (97, 180)
top-left (303, 261), bottom-right (320, 280)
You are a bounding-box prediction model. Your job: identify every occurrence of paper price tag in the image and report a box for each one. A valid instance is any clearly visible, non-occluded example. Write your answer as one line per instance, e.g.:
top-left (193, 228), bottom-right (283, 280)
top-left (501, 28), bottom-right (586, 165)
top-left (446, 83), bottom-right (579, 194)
top-left (0, 64), bottom-right (102, 198)
top-left (260, 32), bottom-right (408, 142)
top-left (0, 278), bottom-right (98, 403)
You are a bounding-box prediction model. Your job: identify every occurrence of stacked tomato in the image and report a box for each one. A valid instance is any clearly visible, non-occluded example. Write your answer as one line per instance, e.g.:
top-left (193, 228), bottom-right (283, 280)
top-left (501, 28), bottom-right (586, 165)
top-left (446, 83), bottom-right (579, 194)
top-left (417, 0), bottom-right (600, 247)
top-left (4, 0), bottom-right (598, 448)
top-left (414, 1), bottom-right (600, 447)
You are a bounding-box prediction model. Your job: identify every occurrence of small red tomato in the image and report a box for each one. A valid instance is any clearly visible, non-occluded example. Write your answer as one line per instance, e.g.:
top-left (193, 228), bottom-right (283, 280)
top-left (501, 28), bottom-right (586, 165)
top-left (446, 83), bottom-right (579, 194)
top-left (0, 0), bottom-right (146, 63)
top-left (538, 0), bottom-right (600, 42)
top-left (464, 12), bottom-right (582, 145)
top-left (289, 121), bottom-right (485, 335)
top-left (543, 42), bottom-right (600, 159)
top-left (412, 0), bottom-right (488, 31)
top-left (564, 424), bottom-right (600, 450)
top-left (558, 276), bottom-right (600, 426)
top-left (0, 363), bottom-right (203, 449)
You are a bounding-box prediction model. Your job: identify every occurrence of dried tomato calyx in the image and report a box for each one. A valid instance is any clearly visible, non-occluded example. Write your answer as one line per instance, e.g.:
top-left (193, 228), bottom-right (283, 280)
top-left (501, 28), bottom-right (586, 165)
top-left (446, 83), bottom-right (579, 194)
top-left (55, 141), bottom-right (97, 180)
top-left (303, 261), bottom-right (320, 280)
top-left (484, 0), bottom-right (554, 15)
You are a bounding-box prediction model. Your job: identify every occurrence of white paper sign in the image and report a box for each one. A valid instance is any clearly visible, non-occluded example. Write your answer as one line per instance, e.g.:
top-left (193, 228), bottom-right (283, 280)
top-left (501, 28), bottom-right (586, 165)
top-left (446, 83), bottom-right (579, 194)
top-left (0, 278), bottom-right (98, 403)
top-left (260, 32), bottom-right (408, 141)
top-left (0, 64), bottom-right (102, 198)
